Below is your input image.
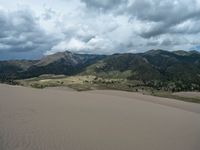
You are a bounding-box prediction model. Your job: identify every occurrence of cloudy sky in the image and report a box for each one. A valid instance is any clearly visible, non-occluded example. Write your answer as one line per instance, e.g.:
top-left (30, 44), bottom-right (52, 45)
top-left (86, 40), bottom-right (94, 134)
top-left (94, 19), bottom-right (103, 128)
top-left (0, 0), bottom-right (200, 59)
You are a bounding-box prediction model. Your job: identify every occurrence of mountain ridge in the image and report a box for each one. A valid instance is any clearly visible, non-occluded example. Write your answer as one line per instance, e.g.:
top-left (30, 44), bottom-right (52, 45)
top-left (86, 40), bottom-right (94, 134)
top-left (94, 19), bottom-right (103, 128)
top-left (0, 49), bottom-right (200, 91)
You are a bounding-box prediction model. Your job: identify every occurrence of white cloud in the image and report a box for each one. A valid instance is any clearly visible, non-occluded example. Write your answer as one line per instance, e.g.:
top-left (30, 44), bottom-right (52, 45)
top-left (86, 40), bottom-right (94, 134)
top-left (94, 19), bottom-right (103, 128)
top-left (0, 0), bottom-right (200, 59)
top-left (46, 38), bottom-right (86, 55)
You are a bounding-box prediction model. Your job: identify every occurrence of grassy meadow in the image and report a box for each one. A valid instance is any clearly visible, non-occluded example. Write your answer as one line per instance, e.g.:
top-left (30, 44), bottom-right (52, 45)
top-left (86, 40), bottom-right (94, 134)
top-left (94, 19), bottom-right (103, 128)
top-left (16, 74), bottom-right (200, 103)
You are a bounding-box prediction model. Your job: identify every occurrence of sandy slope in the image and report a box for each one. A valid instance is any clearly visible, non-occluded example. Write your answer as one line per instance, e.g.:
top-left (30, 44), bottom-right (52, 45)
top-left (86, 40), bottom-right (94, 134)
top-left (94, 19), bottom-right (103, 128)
top-left (88, 90), bottom-right (200, 114)
top-left (0, 84), bottom-right (200, 150)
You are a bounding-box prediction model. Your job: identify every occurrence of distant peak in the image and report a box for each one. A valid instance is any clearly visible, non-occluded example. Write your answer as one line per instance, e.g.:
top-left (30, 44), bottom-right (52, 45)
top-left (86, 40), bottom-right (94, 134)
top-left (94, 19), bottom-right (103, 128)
top-left (189, 50), bottom-right (200, 54)
top-left (64, 50), bottom-right (73, 54)
top-left (173, 50), bottom-right (190, 56)
top-left (145, 49), bottom-right (168, 55)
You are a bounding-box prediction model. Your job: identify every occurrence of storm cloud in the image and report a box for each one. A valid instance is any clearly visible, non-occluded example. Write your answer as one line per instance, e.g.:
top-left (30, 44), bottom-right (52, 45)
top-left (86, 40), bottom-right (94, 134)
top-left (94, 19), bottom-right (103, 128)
top-left (0, 7), bottom-right (59, 59)
top-left (0, 0), bottom-right (200, 59)
top-left (81, 0), bottom-right (127, 11)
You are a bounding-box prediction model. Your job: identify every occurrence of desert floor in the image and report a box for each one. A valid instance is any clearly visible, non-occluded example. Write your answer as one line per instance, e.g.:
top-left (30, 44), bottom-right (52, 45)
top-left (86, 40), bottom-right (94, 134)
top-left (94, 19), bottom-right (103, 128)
top-left (0, 84), bottom-right (200, 150)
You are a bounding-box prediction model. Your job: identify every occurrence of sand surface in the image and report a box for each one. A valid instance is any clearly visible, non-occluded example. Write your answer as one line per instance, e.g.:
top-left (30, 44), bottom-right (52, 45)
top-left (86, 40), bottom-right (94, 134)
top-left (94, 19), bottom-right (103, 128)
top-left (88, 90), bottom-right (200, 114)
top-left (0, 84), bottom-right (200, 150)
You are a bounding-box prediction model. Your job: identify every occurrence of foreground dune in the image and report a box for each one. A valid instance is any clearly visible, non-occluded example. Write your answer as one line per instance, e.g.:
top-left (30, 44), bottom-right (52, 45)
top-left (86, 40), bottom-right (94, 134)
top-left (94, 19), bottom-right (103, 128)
top-left (0, 84), bottom-right (200, 150)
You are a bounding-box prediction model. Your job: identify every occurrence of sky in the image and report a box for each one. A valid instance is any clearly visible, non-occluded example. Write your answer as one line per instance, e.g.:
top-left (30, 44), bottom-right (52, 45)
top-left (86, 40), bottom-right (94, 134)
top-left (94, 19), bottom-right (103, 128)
top-left (0, 0), bottom-right (200, 60)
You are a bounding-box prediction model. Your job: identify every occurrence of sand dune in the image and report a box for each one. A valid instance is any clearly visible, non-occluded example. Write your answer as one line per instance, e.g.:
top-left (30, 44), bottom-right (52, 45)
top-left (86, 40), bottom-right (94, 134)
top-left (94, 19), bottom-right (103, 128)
top-left (88, 90), bottom-right (200, 114)
top-left (0, 84), bottom-right (200, 150)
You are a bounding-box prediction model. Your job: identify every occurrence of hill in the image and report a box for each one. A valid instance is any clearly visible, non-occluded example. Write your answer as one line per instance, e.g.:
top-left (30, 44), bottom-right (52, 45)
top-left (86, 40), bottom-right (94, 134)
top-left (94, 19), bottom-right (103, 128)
top-left (0, 49), bottom-right (200, 92)
top-left (0, 60), bottom-right (38, 82)
top-left (0, 51), bottom-right (105, 81)
top-left (21, 51), bottom-right (105, 78)
top-left (83, 50), bottom-right (200, 91)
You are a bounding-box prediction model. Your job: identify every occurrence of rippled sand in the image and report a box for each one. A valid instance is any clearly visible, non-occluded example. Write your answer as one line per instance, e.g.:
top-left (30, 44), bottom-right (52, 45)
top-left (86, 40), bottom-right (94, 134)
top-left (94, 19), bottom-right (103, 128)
top-left (0, 84), bottom-right (200, 150)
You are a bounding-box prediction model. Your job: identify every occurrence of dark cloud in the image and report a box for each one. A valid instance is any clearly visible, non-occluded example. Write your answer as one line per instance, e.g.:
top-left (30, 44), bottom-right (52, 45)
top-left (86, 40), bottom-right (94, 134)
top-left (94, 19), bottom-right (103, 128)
top-left (81, 0), bottom-right (200, 38)
top-left (146, 41), bottom-right (159, 46)
top-left (81, 0), bottom-right (127, 11)
top-left (0, 8), bottom-right (58, 59)
top-left (127, 0), bottom-right (200, 38)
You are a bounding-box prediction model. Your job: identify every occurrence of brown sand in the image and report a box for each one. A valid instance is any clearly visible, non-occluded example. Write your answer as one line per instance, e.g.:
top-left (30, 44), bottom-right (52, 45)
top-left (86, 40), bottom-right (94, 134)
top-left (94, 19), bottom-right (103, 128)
top-left (0, 84), bottom-right (200, 150)
top-left (88, 90), bottom-right (200, 114)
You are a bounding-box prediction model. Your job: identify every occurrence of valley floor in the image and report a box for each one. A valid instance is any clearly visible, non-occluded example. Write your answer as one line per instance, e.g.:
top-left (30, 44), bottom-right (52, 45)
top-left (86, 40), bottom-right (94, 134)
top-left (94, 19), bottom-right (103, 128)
top-left (16, 75), bottom-right (200, 103)
top-left (0, 84), bottom-right (200, 150)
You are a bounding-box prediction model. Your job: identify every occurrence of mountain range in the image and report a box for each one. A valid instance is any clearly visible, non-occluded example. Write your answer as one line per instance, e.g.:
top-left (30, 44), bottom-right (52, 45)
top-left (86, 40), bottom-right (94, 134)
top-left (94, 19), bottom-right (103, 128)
top-left (0, 50), bottom-right (200, 91)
